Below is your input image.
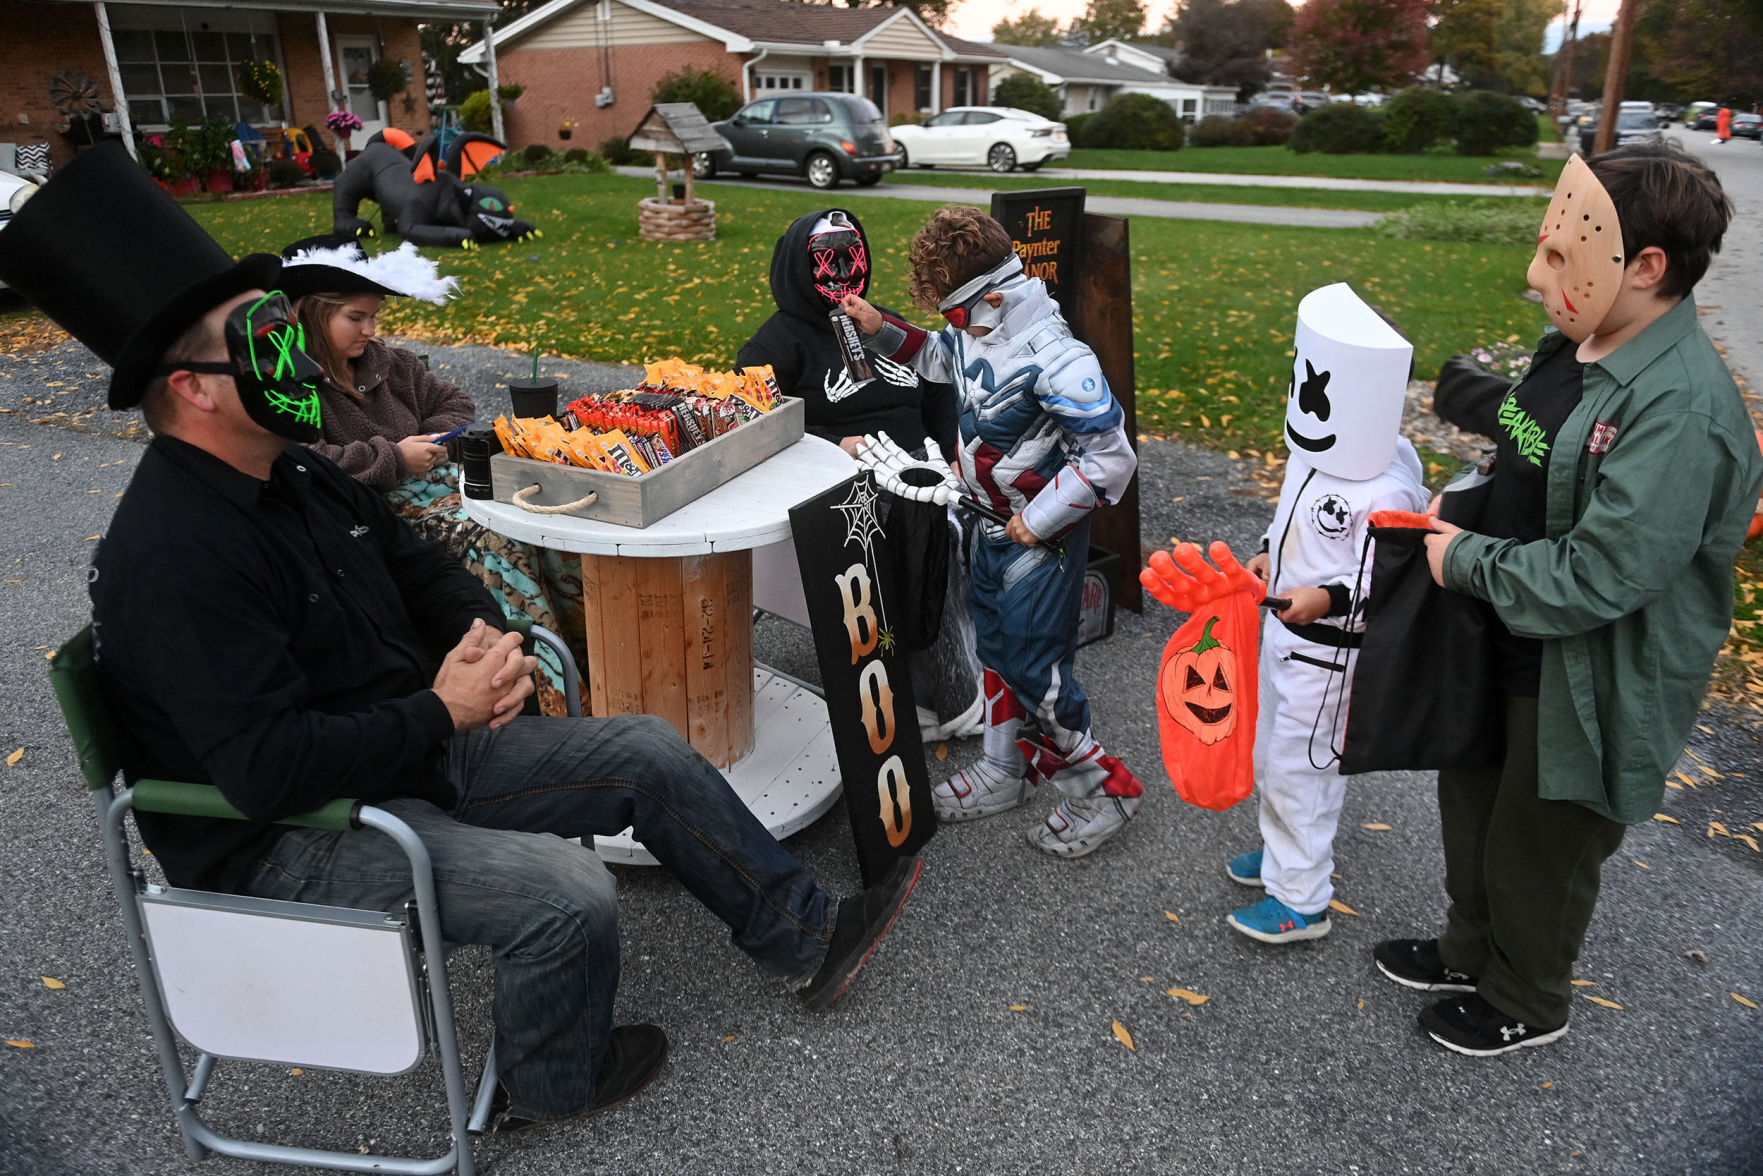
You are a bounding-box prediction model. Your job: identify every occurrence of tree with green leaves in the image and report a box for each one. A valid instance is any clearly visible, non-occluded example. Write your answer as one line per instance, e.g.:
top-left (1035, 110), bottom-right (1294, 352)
top-left (992, 8), bottom-right (1066, 44)
top-left (1429, 0), bottom-right (1556, 94)
top-left (652, 65), bottom-right (742, 121)
top-left (992, 72), bottom-right (1066, 120)
top-left (1290, 0), bottom-right (1431, 95)
top-left (1068, 0), bottom-right (1149, 44)
top-left (1169, 0), bottom-right (1294, 98)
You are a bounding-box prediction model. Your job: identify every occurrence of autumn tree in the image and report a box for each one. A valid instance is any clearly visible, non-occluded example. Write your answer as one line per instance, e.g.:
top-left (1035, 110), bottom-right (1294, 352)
top-left (1169, 0), bottom-right (1294, 98)
top-left (1429, 0), bottom-right (1557, 94)
top-left (992, 8), bottom-right (1066, 44)
top-left (1068, 0), bottom-right (1149, 44)
top-left (1289, 0), bottom-right (1430, 94)
top-left (1640, 0), bottom-right (1763, 103)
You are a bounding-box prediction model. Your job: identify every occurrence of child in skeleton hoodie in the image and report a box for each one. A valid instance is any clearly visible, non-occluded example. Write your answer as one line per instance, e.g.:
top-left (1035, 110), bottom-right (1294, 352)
top-left (840, 205), bottom-right (1143, 859)
top-left (1226, 284), bottom-right (1426, 944)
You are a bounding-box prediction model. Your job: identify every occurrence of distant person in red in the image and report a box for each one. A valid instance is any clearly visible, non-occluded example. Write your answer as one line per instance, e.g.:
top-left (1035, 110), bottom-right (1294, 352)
top-left (1715, 105), bottom-right (1732, 144)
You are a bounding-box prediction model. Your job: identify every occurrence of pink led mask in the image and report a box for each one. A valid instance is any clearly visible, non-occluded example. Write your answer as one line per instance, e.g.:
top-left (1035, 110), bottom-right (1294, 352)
top-left (1528, 154), bottom-right (1626, 343)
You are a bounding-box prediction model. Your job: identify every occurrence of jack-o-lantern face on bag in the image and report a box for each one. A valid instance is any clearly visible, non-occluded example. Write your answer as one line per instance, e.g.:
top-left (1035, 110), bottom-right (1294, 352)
top-left (1527, 154), bottom-right (1625, 343)
top-left (1161, 616), bottom-right (1238, 744)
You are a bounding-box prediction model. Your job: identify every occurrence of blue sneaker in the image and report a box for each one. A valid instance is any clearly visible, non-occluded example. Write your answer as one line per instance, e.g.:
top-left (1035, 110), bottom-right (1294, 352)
top-left (1227, 895), bottom-right (1331, 944)
top-left (1225, 848), bottom-right (1264, 887)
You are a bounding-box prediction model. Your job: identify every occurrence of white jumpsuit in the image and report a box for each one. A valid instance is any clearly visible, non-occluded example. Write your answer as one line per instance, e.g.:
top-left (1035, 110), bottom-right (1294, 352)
top-left (1256, 440), bottom-right (1427, 913)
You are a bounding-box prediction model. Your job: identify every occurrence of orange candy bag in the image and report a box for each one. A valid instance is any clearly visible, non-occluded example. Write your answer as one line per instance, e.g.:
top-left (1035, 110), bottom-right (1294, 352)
top-left (1140, 541), bottom-right (1263, 811)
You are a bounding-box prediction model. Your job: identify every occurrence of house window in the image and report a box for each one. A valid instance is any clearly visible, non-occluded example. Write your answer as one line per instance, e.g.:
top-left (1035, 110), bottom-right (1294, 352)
top-left (755, 72), bottom-right (810, 93)
top-left (110, 12), bottom-right (284, 129)
top-left (1087, 87), bottom-right (1102, 112)
top-left (1180, 97), bottom-right (1197, 123)
top-left (915, 66), bottom-right (932, 112)
top-left (952, 67), bottom-right (974, 107)
top-left (827, 64), bottom-right (854, 93)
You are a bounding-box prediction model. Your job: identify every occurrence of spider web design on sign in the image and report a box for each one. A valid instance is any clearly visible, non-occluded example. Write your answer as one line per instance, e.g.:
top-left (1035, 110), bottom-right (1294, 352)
top-left (831, 475), bottom-right (892, 650)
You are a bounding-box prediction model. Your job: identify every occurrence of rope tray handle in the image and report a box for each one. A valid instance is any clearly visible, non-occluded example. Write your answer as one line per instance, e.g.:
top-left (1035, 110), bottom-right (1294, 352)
top-left (512, 484), bottom-right (598, 514)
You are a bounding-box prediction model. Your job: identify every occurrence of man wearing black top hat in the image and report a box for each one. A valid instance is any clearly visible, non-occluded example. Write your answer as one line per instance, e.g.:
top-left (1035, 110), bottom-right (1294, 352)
top-left (0, 143), bottom-right (920, 1135)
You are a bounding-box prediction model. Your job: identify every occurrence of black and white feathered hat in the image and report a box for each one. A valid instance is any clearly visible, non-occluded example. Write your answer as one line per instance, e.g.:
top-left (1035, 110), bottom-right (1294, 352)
top-left (0, 143), bottom-right (280, 409)
top-left (277, 236), bottom-right (459, 304)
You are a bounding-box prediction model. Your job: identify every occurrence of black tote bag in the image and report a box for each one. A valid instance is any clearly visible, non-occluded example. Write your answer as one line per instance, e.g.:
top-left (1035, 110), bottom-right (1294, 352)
top-left (1340, 480), bottom-right (1503, 773)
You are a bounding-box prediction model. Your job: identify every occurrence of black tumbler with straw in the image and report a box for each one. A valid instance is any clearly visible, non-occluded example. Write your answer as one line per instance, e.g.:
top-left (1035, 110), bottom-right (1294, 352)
top-left (508, 348), bottom-right (559, 420)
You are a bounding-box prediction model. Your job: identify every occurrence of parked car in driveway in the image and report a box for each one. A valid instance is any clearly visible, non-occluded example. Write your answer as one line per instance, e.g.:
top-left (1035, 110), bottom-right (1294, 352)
top-left (889, 106), bottom-right (1069, 173)
top-left (1578, 109), bottom-right (1664, 153)
top-left (0, 169), bottom-right (40, 292)
top-left (1731, 112), bottom-right (1762, 139)
top-left (693, 92), bottom-right (900, 189)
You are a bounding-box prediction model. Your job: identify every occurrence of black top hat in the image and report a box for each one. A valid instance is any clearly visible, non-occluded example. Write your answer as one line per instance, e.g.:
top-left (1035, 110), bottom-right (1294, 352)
top-left (0, 143), bottom-right (280, 409)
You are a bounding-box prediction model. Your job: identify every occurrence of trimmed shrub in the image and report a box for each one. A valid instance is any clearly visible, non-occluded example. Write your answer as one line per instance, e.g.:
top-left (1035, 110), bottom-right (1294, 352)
top-left (1082, 93), bottom-right (1185, 151)
top-left (651, 66), bottom-right (741, 122)
top-left (888, 111), bottom-right (924, 127)
top-left (1453, 91), bottom-right (1537, 156)
top-left (309, 148), bottom-right (342, 178)
top-left (1288, 103), bottom-right (1383, 154)
top-left (564, 147), bottom-right (591, 164)
top-left (1374, 200), bottom-right (1541, 244)
top-left (597, 137), bottom-right (646, 166)
top-left (1380, 86), bottom-right (1456, 153)
top-left (1061, 112), bottom-right (1095, 146)
top-left (1240, 106), bottom-right (1297, 146)
top-left (522, 142), bottom-right (554, 165)
top-left (1189, 115), bottom-right (1255, 147)
top-left (267, 160), bottom-right (307, 188)
top-left (991, 73), bottom-right (1064, 122)
top-left (459, 89), bottom-right (493, 133)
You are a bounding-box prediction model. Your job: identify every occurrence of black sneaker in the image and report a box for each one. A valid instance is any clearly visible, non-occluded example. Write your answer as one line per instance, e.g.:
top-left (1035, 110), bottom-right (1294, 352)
top-left (1374, 938), bottom-right (1478, 993)
top-left (800, 855), bottom-right (922, 1011)
top-left (1420, 993), bottom-right (1568, 1057)
top-left (490, 1023), bottom-right (668, 1135)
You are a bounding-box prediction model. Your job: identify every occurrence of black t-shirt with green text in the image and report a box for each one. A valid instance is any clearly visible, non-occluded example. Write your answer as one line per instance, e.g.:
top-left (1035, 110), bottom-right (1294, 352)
top-left (1481, 342), bottom-right (1586, 695)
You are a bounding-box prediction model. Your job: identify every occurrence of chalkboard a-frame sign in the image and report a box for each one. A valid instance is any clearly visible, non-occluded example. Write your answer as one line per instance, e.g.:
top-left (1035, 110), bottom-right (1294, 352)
top-left (989, 187), bottom-right (1086, 315)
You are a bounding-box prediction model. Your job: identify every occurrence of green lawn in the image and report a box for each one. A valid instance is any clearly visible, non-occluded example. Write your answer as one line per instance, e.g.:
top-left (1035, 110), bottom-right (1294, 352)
top-left (1064, 145), bottom-right (1563, 185)
top-left (875, 169), bottom-right (1550, 214)
top-left (185, 173), bottom-right (1547, 455)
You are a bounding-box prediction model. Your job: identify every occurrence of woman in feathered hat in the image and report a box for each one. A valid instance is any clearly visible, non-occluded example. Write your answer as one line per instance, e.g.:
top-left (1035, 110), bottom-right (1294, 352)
top-left (279, 236), bottom-right (589, 715)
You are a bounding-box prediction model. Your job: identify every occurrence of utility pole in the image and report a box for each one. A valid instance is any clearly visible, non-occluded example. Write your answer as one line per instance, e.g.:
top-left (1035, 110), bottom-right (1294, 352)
top-left (1593, 0), bottom-right (1640, 154)
top-left (1560, 0), bottom-right (1581, 103)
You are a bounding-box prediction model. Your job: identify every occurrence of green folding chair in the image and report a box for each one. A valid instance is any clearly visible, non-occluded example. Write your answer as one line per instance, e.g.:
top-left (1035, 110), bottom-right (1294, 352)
top-left (48, 623), bottom-right (581, 1174)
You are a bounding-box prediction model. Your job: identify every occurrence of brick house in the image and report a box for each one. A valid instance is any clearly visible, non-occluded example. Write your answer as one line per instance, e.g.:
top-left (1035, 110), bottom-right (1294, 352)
top-left (0, 0), bottom-right (495, 173)
top-left (458, 0), bottom-right (1003, 151)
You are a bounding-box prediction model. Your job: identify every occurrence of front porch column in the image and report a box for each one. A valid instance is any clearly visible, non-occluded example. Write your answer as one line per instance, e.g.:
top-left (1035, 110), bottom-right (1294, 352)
top-left (930, 61), bottom-right (941, 113)
top-left (92, 2), bottom-right (137, 161)
top-left (483, 15), bottom-right (505, 143)
top-left (315, 10), bottom-right (340, 112)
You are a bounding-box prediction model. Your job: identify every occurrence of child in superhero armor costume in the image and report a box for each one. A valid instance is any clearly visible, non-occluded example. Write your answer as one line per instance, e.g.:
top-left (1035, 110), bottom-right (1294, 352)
top-left (840, 206), bottom-right (1143, 858)
top-left (1226, 284), bottom-right (1427, 943)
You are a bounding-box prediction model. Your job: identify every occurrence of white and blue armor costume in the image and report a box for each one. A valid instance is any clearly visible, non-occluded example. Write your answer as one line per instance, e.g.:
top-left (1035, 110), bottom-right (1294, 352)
top-left (864, 257), bottom-right (1142, 853)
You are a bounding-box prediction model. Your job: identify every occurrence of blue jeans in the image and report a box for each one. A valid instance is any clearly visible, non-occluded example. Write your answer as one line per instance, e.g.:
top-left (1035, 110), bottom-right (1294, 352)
top-left (238, 714), bottom-right (836, 1118)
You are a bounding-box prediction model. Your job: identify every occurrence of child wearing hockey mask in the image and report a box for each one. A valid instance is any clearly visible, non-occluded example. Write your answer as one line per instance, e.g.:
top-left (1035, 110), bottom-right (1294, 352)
top-left (840, 205), bottom-right (1143, 858)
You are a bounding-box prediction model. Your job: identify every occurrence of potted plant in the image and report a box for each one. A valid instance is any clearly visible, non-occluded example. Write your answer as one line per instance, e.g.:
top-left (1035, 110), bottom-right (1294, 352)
top-left (237, 59), bottom-right (284, 110)
top-left (559, 117), bottom-right (577, 141)
top-left (496, 83), bottom-right (524, 106)
top-left (366, 59), bottom-right (409, 103)
top-left (324, 108), bottom-right (364, 155)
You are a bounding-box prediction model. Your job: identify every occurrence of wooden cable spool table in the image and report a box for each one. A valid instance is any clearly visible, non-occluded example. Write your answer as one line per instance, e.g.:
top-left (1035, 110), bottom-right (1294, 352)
top-left (462, 435), bottom-right (857, 864)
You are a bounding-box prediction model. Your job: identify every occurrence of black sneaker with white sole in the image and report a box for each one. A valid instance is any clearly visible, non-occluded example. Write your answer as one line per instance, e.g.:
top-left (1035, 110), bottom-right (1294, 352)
top-left (1420, 992), bottom-right (1568, 1056)
top-left (1374, 937), bottom-right (1478, 992)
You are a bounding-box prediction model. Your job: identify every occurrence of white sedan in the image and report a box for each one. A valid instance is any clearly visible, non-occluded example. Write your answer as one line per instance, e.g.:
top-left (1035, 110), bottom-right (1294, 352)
top-left (889, 107), bottom-right (1070, 173)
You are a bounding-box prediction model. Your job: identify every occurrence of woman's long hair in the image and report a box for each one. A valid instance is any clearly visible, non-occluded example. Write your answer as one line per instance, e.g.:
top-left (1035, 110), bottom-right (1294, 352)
top-left (293, 292), bottom-right (361, 398)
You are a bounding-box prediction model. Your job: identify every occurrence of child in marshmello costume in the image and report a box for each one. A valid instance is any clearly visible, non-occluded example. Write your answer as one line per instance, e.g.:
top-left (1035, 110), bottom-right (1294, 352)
top-left (839, 205), bottom-right (1143, 858)
top-left (1227, 284), bottom-right (1427, 943)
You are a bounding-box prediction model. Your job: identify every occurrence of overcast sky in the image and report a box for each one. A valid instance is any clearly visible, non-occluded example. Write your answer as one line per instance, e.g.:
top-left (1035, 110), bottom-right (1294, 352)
top-left (943, 0), bottom-right (1621, 57)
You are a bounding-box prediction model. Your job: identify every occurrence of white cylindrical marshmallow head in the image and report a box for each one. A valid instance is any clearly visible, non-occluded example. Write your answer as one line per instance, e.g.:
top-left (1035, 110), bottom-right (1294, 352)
top-left (1285, 283), bottom-right (1412, 481)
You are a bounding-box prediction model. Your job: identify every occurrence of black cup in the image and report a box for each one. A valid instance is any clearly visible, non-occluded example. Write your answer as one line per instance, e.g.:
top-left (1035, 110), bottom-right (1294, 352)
top-left (509, 377), bottom-right (559, 421)
top-left (461, 427), bottom-right (498, 500)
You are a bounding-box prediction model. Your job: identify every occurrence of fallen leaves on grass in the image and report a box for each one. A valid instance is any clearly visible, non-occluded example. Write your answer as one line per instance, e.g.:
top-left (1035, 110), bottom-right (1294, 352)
top-left (1583, 995), bottom-right (1623, 1010)
top-left (1328, 899), bottom-right (1359, 916)
top-left (1167, 988), bottom-right (1210, 1006)
top-left (1112, 1020), bottom-right (1135, 1051)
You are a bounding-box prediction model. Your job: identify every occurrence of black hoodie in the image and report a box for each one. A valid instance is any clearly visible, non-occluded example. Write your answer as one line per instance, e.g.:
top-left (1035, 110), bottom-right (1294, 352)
top-left (737, 208), bottom-right (954, 454)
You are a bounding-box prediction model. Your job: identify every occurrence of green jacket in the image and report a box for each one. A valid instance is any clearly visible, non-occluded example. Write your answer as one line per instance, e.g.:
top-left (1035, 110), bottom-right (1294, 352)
top-left (1444, 297), bottom-right (1762, 823)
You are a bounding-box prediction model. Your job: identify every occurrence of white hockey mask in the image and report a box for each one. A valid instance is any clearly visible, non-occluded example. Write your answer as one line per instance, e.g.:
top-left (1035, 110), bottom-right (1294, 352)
top-left (1527, 155), bottom-right (1626, 343)
top-left (1285, 283), bottom-right (1411, 481)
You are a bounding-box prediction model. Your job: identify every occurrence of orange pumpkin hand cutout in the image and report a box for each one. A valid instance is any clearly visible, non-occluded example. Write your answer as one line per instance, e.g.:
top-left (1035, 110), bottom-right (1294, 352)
top-left (1152, 542), bottom-right (1261, 811)
top-left (1163, 617), bottom-right (1238, 745)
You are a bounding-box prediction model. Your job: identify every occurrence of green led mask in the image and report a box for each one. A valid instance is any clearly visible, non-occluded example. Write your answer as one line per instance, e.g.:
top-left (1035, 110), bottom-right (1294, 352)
top-left (163, 291), bottom-right (324, 442)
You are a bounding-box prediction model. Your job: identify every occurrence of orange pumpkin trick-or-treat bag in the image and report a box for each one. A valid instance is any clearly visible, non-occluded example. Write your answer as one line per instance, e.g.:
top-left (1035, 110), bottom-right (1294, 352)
top-left (1141, 541), bottom-right (1263, 811)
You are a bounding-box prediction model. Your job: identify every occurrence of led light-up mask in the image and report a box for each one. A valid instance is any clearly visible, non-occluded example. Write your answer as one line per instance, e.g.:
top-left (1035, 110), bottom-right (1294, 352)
top-left (1528, 154), bottom-right (1626, 343)
top-left (1285, 283), bottom-right (1411, 481)
top-left (162, 291), bottom-right (324, 443)
top-left (938, 254), bottom-right (1024, 332)
top-left (808, 212), bottom-right (870, 305)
